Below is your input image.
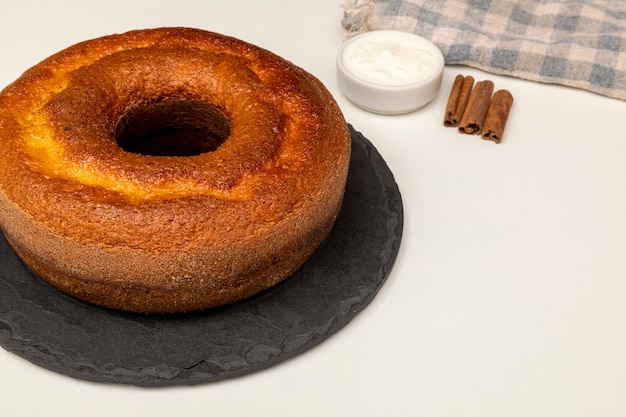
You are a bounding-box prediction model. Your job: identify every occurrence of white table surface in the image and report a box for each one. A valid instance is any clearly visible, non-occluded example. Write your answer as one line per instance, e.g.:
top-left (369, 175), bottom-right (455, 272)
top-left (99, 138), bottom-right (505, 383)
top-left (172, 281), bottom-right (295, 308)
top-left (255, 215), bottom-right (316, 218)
top-left (1, 1), bottom-right (625, 416)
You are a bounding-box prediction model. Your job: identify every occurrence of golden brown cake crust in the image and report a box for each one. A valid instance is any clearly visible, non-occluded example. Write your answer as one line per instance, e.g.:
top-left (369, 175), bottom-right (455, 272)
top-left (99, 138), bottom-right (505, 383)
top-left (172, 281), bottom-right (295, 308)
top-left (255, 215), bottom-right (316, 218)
top-left (0, 27), bottom-right (351, 313)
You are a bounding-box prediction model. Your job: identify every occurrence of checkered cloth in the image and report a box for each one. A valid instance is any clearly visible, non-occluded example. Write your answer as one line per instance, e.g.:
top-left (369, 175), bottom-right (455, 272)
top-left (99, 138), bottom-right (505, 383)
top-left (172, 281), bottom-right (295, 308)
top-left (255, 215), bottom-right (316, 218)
top-left (342, 0), bottom-right (626, 101)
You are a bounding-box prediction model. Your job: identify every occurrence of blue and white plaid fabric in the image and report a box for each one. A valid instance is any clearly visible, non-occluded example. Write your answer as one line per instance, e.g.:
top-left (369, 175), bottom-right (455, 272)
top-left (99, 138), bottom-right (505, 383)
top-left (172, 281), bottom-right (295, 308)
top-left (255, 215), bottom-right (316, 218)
top-left (342, 0), bottom-right (626, 100)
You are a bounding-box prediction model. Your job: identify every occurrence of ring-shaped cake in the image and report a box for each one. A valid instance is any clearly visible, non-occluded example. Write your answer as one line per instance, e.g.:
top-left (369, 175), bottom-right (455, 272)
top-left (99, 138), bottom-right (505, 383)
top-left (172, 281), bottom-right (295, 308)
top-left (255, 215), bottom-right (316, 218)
top-left (0, 27), bottom-right (351, 313)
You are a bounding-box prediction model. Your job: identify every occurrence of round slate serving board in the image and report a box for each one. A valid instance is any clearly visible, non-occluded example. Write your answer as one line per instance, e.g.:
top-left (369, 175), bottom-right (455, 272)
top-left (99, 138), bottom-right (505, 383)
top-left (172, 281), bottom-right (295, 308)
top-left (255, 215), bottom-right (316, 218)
top-left (0, 125), bottom-right (403, 386)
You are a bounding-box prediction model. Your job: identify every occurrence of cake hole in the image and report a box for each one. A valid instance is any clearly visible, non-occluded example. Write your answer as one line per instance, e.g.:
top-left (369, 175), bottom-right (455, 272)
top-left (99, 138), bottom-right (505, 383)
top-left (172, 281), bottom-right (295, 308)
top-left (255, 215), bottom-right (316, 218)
top-left (115, 99), bottom-right (230, 156)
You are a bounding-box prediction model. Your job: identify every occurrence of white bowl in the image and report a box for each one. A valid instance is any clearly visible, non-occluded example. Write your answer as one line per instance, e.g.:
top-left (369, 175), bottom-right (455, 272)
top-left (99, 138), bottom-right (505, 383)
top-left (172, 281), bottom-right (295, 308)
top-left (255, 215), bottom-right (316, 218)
top-left (337, 30), bottom-right (445, 115)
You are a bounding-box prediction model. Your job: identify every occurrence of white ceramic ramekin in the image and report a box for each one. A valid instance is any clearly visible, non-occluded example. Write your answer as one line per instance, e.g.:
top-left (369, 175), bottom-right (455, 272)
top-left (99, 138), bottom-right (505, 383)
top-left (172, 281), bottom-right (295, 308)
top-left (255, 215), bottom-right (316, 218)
top-left (337, 30), bottom-right (445, 115)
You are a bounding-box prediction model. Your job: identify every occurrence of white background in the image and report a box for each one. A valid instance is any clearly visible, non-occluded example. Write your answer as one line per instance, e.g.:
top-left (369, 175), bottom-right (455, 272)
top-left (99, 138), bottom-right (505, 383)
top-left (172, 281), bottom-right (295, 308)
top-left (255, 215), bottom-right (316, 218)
top-left (1, 1), bottom-right (625, 416)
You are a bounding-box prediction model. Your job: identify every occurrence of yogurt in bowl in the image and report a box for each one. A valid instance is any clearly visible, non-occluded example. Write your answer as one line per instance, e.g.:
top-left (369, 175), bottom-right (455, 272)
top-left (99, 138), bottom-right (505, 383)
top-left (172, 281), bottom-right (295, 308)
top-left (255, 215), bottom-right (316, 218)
top-left (337, 30), bottom-right (445, 114)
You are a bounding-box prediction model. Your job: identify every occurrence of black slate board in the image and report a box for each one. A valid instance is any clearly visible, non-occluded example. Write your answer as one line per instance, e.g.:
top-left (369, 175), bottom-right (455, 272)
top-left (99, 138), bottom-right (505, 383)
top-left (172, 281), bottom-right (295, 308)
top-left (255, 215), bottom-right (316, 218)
top-left (0, 125), bottom-right (403, 386)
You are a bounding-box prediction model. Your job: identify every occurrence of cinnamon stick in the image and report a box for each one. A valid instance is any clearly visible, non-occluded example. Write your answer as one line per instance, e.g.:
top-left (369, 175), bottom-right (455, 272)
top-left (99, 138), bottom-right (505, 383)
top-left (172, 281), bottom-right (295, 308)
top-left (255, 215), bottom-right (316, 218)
top-left (458, 80), bottom-right (494, 135)
top-left (481, 89), bottom-right (514, 144)
top-left (443, 74), bottom-right (474, 127)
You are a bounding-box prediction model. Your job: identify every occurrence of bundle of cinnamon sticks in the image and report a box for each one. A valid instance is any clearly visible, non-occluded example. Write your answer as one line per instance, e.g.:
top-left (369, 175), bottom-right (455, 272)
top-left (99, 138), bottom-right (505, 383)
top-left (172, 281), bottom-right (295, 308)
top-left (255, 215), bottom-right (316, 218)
top-left (443, 74), bottom-right (514, 144)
